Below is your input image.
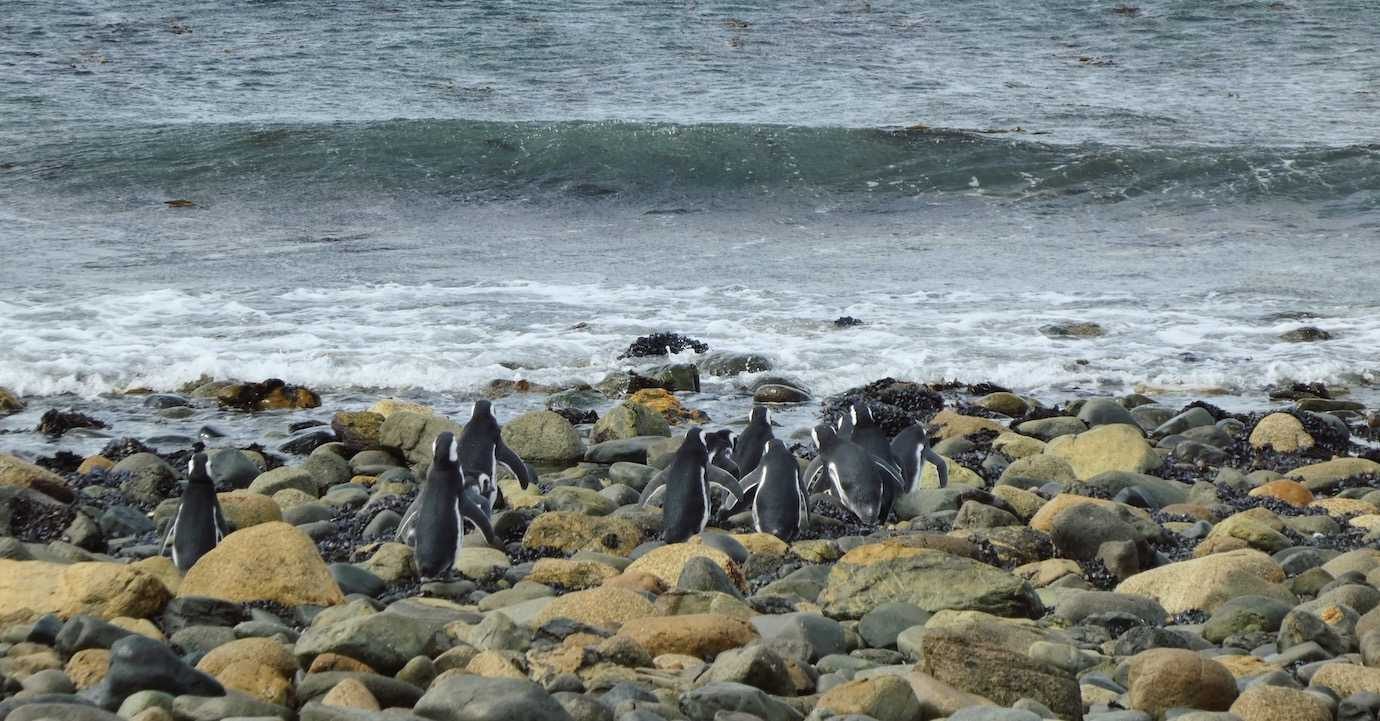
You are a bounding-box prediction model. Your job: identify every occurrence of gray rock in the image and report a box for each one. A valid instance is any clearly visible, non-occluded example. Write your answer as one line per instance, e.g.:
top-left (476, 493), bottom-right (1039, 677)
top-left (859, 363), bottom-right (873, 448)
top-left (171, 690), bottom-right (290, 721)
top-left (296, 671), bottom-right (425, 708)
top-left (98, 505), bottom-right (154, 539)
top-left (470, 611), bottom-right (534, 652)
top-left (56, 615), bottom-right (133, 654)
top-left (1079, 471), bottom-right (1189, 508)
top-left (1203, 596), bottom-right (1294, 644)
top-left (1015, 417), bottom-right (1088, 441)
top-left (696, 532), bottom-right (749, 564)
top-left (858, 602), bottom-right (932, 649)
top-left (1048, 503), bottom-right (1158, 563)
top-left (248, 467), bottom-right (317, 497)
top-left (703, 644), bottom-right (795, 695)
top-left (948, 708), bottom-right (1043, 721)
top-left (1053, 590), bottom-right (1167, 627)
top-left (113, 453), bottom-right (178, 506)
top-left (1152, 407), bottom-right (1217, 437)
top-left (679, 682), bottom-right (804, 721)
top-left (678, 556), bottom-right (744, 599)
top-left (554, 692), bottom-right (615, 721)
top-left (87, 635), bottom-right (224, 710)
top-left (330, 563), bottom-right (386, 597)
top-left (19, 669), bottom-right (76, 695)
top-left (502, 411), bottom-right (586, 464)
top-left (284, 502), bottom-right (335, 525)
top-left (294, 602), bottom-right (467, 674)
top-left (115, 690), bottom-right (174, 719)
top-left (592, 403), bottom-right (670, 444)
top-left (608, 463), bottom-right (658, 491)
top-left (362, 509), bottom-right (402, 541)
top-left (754, 384), bottom-right (811, 404)
top-left (207, 449), bottom-right (262, 489)
top-left (1131, 405), bottom-right (1176, 433)
top-left (1279, 607), bottom-right (1348, 656)
top-left (305, 450), bottom-right (353, 490)
top-left (1078, 399), bottom-right (1140, 430)
top-left (696, 352), bottom-right (772, 377)
top-left (414, 675), bottom-right (573, 721)
top-left (750, 613), bottom-right (847, 662)
top-left (162, 597), bottom-right (246, 635)
top-left (585, 437), bottom-right (668, 465)
top-left (6, 703), bottom-right (123, 721)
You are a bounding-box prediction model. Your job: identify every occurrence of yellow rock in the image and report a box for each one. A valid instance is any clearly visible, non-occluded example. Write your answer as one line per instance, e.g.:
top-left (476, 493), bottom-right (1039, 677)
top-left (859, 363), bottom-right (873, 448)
top-left (993, 432), bottom-right (1046, 459)
top-left (78, 455), bottom-right (115, 475)
top-left (528, 559), bottom-right (620, 590)
top-left (629, 388), bottom-right (707, 425)
top-left (625, 542), bottom-right (746, 592)
top-left (0, 453), bottom-right (73, 502)
top-left (1115, 549), bottom-right (1293, 614)
top-left (197, 637), bottom-right (298, 677)
top-left (130, 556), bottom-right (182, 596)
top-left (725, 533), bottom-right (789, 558)
top-left (1013, 559), bottom-right (1082, 588)
top-left (0, 560), bottom-right (170, 622)
top-left (1045, 424), bottom-right (1160, 479)
top-left (534, 586), bottom-right (658, 631)
top-left (466, 650), bottom-right (526, 679)
top-left (271, 488), bottom-right (317, 511)
top-left (930, 410), bottom-right (1006, 441)
top-left (1230, 684), bottom-right (1331, 721)
top-left (1309, 663), bottom-right (1380, 697)
top-left (816, 676), bottom-right (923, 721)
top-left (1247, 479), bottom-right (1314, 508)
top-left (522, 512), bottom-right (644, 557)
top-left (1248, 414), bottom-right (1314, 453)
top-left (1311, 498), bottom-right (1379, 517)
top-left (178, 522), bottom-right (344, 607)
top-left (991, 485), bottom-right (1045, 521)
top-left (323, 677), bottom-right (381, 710)
top-left (922, 455), bottom-right (984, 488)
top-left (614, 613), bottom-right (758, 659)
top-left (213, 660), bottom-right (293, 705)
top-left (791, 539), bottom-right (842, 563)
top-left (1287, 458), bottom-right (1380, 487)
top-left (368, 398), bottom-right (434, 418)
top-left (110, 616), bottom-right (164, 640)
top-left (1215, 654), bottom-right (1280, 679)
top-left (217, 490), bottom-right (283, 529)
top-left (65, 648), bottom-right (110, 689)
top-left (1348, 514), bottom-right (1380, 531)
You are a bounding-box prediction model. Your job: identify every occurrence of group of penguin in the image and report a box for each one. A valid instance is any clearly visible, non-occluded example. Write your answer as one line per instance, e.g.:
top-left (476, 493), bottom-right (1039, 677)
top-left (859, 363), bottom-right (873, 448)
top-left (162, 398), bottom-right (947, 581)
top-left (641, 400), bottom-right (948, 543)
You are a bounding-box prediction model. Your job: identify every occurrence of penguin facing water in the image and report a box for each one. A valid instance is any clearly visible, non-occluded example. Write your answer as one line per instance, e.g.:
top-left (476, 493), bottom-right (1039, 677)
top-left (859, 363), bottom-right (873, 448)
top-left (743, 439), bottom-right (808, 540)
top-left (163, 452), bottom-right (231, 572)
top-left (806, 424), bottom-right (892, 523)
top-left (705, 429), bottom-right (740, 478)
top-left (845, 400), bottom-right (905, 490)
top-left (891, 423), bottom-right (947, 492)
top-left (457, 400), bottom-right (536, 517)
top-left (659, 427), bottom-right (714, 543)
top-left (397, 431), bottom-right (498, 579)
top-left (733, 406), bottom-right (774, 477)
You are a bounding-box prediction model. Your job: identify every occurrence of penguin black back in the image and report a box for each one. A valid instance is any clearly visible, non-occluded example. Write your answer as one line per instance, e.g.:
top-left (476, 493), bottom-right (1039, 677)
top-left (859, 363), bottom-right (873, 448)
top-left (165, 452), bottom-right (230, 572)
top-left (812, 422), bottom-right (887, 524)
top-left (849, 399), bottom-right (904, 490)
top-left (705, 429), bottom-right (740, 478)
top-left (752, 439), bottom-right (807, 541)
top-left (458, 400), bottom-right (536, 515)
top-left (661, 427), bottom-right (711, 543)
top-left (733, 406), bottom-right (773, 477)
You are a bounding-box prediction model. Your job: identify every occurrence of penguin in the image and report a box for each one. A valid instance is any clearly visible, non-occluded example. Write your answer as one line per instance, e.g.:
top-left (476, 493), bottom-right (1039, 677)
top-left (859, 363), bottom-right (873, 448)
top-left (743, 439), bottom-right (808, 541)
top-left (162, 452), bottom-right (231, 572)
top-left (639, 438), bottom-right (744, 511)
top-left (732, 406), bottom-right (773, 477)
top-left (397, 431), bottom-right (498, 580)
top-left (457, 400), bottom-right (536, 517)
top-left (659, 427), bottom-right (714, 543)
top-left (891, 423), bottom-right (947, 492)
top-left (705, 429), bottom-right (740, 478)
top-left (846, 400), bottom-right (905, 490)
top-left (805, 424), bottom-right (890, 524)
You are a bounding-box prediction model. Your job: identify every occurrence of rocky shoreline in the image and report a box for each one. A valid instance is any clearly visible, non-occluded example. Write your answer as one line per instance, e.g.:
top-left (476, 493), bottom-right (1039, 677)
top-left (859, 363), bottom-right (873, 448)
top-left (1, 371), bottom-right (1380, 721)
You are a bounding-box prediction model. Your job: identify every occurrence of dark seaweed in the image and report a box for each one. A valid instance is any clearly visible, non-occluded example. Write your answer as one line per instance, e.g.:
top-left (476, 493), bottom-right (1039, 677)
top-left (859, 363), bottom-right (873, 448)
top-left (617, 333), bottom-right (709, 359)
top-left (36, 409), bottom-right (106, 437)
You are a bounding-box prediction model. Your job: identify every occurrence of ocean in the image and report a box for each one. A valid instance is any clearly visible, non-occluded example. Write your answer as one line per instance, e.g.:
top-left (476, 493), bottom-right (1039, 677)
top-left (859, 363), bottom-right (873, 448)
top-left (2, 0), bottom-right (1378, 455)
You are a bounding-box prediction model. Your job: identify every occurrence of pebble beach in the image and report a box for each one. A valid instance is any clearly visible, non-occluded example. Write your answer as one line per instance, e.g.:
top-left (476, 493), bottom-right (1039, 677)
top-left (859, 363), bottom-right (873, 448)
top-left (2, 350), bottom-right (1380, 721)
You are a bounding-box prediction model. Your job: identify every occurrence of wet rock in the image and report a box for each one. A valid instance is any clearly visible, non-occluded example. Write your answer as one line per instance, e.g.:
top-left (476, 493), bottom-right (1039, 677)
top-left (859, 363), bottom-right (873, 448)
top-left (36, 409), bottom-right (107, 437)
top-left (696, 352), bottom-right (773, 377)
top-left (112, 453), bottom-right (178, 507)
top-left (592, 402), bottom-right (671, 443)
top-left (378, 411), bottom-right (465, 468)
top-left (619, 332), bottom-right (708, 359)
top-left (206, 449), bottom-right (261, 489)
top-left (330, 411), bottom-right (384, 450)
top-left (1040, 321), bottom-right (1105, 339)
top-left (1015, 416), bottom-right (1088, 442)
top-left (279, 429), bottom-right (336, 456)
top-left (0, 386), bottom-right (25, 414)
top-left (1045, 424), bottom-right (1160, 479)
top-left (216, 379), bottom-right (322, 411)
top-left (754, 384), bottom-right (812, 404)
top-left (1280, 326), bottom-right (1332, 342)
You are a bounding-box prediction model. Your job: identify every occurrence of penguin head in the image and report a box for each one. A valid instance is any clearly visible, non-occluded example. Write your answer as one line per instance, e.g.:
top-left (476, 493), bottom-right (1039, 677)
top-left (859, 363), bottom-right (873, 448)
top-left (676, 427), bottom-right (708, 465)
top-left (470, 400), bottom-right (494, 421)
top-left (186, 452), bottom-right (212, 485)
top-left (748, 406), bottom-right (770, 426)
top-left (705, 429), bottom-right (734, 456)
top-left (811, 424), bottom-right (837, 450)
top-left (432, 431), bottom-right (460, 469)
top-left (850, 399), bottom-right (875, 428)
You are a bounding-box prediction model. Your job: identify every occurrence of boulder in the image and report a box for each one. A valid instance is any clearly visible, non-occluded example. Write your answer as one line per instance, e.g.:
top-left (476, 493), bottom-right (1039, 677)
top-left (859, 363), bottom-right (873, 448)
top-left (330, 411), bottom-right (384, 450)
top-left (378, 411), bottom-right (464, 468)
top-left (615, 613), bottom-right (758, 659)
top-left (216, 490), bottom-right (282, 529)
top-left (533, 586), bottom-right (657, 631)
top-left (1127, 648), bottom-right (1237, 718)
top-left (501, 411), bottom-right (585, 464)
top-left (0, 453), bottom-right (74, 502)
top-left (1287, 458), bottom-right (1380, 493)
top-left (819, 545), bottom-right (1042, 620)
top-left (0, 560), bottom-right (170, 622)
top-left (1229, 684), bottom-right (1331, 721)
top-left (1045, 424), bottom-right (1160, 479)
top-left (814, 676), bottom-right (923, 721)
top-left (521, 512), bottom-right (643, 556)
top-left (591, 402), bottom-right (671, 443)
top-left (1248, 414), bottom-right (1314, 453)
top-left (1309, 662), bottom-right (1380, 696)
top-left (1115, 549), bottom-right (1294, 614)
top-left (413, 675), bottom-right (573, 721)
top-left (918, 627), bottom-right (1082, 721)
top-left (625, 542), bottom-right (746, 593)
top-left (178, 522), bottom-right (344, 607)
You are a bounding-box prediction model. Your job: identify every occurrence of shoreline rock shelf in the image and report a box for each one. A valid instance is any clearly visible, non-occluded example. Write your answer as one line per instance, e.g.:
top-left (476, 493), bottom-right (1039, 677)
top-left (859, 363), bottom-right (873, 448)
top-left (1, 378), bottom-right (1380, 721)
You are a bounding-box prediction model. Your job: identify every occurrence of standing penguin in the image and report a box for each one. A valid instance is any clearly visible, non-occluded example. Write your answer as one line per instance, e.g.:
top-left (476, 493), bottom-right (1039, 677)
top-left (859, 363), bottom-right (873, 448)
top-left (846, 400), bottom-right (905, 490)
top-left (806, 424), bottom-right (891, 524)
top-left (397, 431), bottom-right (499, 580)
top-left (732, 407), bottom-right (774, 477)
top-left (891, 423), bottom-right (947, 492)
top-left (457, 400), bottom-right (536, 517)
top-left (659, 428), bottom-right (714, 543)
top-left (745, 439), bottom-right (808, 541)
top-left (705, 429), bottom-right (740, 478)
top-left (163, 452), bottom-right (231, 572)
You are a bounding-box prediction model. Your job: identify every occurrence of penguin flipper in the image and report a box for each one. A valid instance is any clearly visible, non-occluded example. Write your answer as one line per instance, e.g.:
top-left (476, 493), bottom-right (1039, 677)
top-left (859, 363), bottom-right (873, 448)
top-left (922, 447), bottom-right (948, 488)
top-left (161, 505), bottom-right (181, 557)
top-left (642, 484), bottom-right (668, 507)
top-left (706, 466), bottom-right (743, 501)
top-left (211, 500), bottom-right (231, 542)
top-left (726, 466), bottom-right (764, 516)
top-left (496, 443), bottom-right (535, 489)
top-left (396, 497), bottom-right (422, 547)
top-left (803, 457), bottom-right (827, 494)
top-left (459, 492), bottom-right (499, 547)
top-left (638, 471), bottom-right (668, 506)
